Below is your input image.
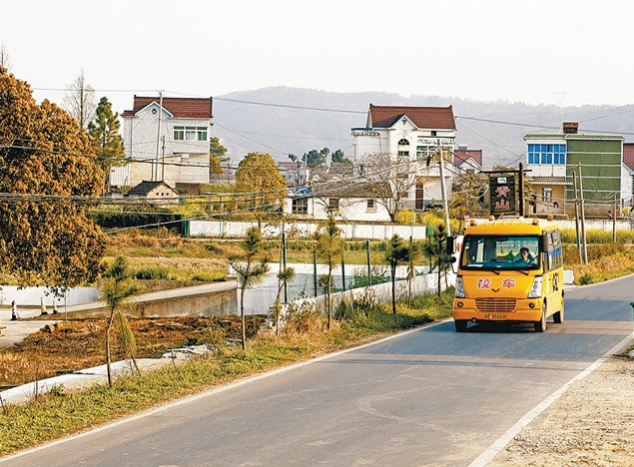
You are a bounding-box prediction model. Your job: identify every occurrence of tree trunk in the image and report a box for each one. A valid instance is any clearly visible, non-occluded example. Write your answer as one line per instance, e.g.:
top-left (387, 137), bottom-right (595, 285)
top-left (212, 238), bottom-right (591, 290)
top-left (240, 286), bottom-right (247, 350)
top-left (391, 265), bottom-right (397, 314)
top-left (326, 269), bottom-right (332, 330)
top-left (105, 307), bottom-right (116, 387)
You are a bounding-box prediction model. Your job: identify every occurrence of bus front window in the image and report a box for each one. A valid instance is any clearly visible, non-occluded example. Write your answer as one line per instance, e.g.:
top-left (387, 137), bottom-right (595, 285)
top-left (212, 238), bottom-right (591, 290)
top-left (461, 235), bottom-right (539, 270)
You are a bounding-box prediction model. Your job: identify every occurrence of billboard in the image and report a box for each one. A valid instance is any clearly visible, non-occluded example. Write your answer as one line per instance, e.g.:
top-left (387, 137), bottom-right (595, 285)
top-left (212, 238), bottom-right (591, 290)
top-left (489, 173), bottom-right (516, 216)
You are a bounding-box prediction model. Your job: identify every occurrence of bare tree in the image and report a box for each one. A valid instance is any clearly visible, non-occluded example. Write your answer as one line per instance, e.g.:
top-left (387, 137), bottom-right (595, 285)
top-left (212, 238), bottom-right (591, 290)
top-left (0, 43), bottom-right (11, 72)
top-left (357, 152), bottom-right (422, 222)
top-left (63, 68), bottom-right (97, 129)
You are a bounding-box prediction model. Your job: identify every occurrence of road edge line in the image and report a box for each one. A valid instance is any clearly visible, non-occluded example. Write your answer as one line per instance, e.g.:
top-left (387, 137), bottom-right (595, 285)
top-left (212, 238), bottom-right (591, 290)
top-left (467, 332), bottom-right (633, 467)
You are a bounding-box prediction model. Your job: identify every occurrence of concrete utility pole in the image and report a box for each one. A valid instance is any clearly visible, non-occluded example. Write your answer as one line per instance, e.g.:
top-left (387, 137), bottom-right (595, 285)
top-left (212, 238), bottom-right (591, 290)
top-left (438, 145), bottom-right (451, 235)
top-left (154, 90), bottom-right (164, 181)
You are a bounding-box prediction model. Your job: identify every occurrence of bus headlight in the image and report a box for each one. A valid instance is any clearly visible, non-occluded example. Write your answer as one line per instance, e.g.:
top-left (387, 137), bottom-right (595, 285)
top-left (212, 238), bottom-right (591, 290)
top-left (528, 276), bottom-right (543, 298)
top-left (455, 275), bottom-right (465, 298)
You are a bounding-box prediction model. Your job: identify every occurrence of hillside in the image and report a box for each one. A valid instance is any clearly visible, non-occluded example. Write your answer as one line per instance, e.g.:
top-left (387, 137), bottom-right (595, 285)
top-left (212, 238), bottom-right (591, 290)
top-left (211, 87), bottom-right (634, 169)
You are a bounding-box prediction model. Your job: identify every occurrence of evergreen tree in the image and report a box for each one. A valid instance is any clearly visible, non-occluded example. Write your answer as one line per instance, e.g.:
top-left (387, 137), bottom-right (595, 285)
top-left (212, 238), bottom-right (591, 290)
top-left (315, 215), bottom-right (343, 330)
top-left (209, 137), bottom-right (228, 175)
top-left (88, 97), bottom-right (125, 186)
top-left (384, 234), bottom-right (411, 314)
top-left (229, 227), bottom-right (269, 349)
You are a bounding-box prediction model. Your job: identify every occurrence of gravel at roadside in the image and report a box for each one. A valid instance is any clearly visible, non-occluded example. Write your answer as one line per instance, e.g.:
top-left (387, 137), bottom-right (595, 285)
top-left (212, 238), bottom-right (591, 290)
top-left (488, 353), bottom-right (634, 466)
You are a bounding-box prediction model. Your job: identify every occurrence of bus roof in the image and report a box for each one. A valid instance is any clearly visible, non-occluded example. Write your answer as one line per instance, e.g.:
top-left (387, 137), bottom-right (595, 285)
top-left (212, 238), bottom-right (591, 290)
top-left (463, 217), bottom-right (559, 235)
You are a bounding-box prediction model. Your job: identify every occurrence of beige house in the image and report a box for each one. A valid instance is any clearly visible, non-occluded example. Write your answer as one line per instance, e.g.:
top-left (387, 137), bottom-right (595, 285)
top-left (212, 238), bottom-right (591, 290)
top-left (126, 180), bottom-right (180, 207)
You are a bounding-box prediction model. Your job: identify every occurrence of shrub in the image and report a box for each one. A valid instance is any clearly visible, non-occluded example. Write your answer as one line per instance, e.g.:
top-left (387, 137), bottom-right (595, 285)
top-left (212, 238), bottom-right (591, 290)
top-left (190, 271), bottom-right (226, 282)
top-left (132, 265), bottom-right (173, 280)
top-left (395, 209), bottom-right (416, 225)
top-left (577, 273), bottom-right (594, 285)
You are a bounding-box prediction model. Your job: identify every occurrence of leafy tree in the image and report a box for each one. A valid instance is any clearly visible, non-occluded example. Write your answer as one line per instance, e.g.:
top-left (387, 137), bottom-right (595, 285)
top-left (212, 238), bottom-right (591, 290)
top-left (101, 256), bottom-right (142, 387)
top-left (331, 149), bottom-right (351, 164)
top-left (63, 68), bottom-right (96, 129)
top-left (451, 172), bottom-right (488, 222)
top-left (288, 154), bottom-right (298, 162)
top-left (0, 66), bottom-right (106, 287)
top-left (88, 97), bottom-right (125, 187)
top-left (314, 215), bottom-right (343, 330)
top-left (302, 147), bottom-right (329, 167)
top-left (384, 234), bottom-right (411, 314)
top-left (229, 227), bottom-right (269, 349)
top-left (209, 137), bottom-right (228, 176)
top-left (0, 43), bottom-right (11, 72)
top-left (358, 152), bottom-right (421, 222)
top-left (235, 152), bottom-right (287, 212)
top-left (422, 223), bottom-right (452, 297)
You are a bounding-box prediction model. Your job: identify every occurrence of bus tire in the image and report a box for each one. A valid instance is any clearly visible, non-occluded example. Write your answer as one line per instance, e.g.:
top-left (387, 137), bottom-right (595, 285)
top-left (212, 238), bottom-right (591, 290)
top-left (553, 301), bottom-right (564, 324)
top-left (534, 303), bottom-right (547, 332)
top-left (455, 320), bottom-right (468, 332)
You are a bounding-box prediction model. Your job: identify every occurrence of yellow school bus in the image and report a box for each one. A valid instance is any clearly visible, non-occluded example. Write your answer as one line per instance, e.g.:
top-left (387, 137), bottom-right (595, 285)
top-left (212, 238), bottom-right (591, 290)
top-left (451, 217), bottom-right (564, 332)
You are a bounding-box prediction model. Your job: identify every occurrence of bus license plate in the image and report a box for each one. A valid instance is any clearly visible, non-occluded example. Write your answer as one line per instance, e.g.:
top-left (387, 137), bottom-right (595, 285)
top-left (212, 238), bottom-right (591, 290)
top-left (484, 313), bottom-right (506, 321)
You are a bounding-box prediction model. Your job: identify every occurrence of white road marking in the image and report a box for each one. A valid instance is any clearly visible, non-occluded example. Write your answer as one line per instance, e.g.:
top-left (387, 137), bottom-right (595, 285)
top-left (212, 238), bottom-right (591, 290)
top-left (468, 332), bottom-right (634, 467)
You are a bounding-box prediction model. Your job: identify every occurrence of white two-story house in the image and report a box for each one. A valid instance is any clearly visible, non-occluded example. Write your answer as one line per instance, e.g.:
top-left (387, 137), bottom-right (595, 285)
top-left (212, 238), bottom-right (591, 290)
top-left (112, 96), bottom-right (213, 191)
top-left (351, 105), bottom-right (456, 212)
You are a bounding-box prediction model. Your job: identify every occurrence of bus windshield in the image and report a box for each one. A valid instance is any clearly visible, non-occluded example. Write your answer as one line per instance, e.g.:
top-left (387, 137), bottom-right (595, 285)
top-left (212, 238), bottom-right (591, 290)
top-left (461, 235), bottom-right (540, 270)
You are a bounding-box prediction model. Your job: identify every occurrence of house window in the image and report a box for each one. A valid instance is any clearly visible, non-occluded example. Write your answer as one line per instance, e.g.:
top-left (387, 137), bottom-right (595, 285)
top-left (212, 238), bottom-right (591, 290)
top-left (398, 138), bottom-right (410, 146)
top-left (174, 126), bottom-right (208, 141)
top-left (398, 151), bottom-right (409, 157)
top-left (367, 199), bottom-right (377, 212)
top-left (417, 146), bottom-right (433, 159)
top-left (292, 198), bottom-right (308, 214)
top-left (543, 187), bottom-right (552, 203)
top-left (328, 198), bottom-right (339, 211)
top-left (528, 144), bottom-right (566, 165)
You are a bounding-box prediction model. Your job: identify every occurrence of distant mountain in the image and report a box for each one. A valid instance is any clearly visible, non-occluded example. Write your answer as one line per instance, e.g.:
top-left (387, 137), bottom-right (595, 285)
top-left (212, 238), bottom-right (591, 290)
top-left (212, 87), bottom-right (634, 169)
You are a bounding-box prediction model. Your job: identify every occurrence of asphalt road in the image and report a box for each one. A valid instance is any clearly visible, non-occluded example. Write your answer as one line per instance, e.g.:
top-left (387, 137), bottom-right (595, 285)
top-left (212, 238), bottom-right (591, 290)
top-left (2, 275), bottom-right (633, 467)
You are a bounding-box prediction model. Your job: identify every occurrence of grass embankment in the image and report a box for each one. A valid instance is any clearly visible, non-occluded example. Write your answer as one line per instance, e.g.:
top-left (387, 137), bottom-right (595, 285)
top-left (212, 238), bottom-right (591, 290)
top-left (0, 290), bottom-right (453, 456)
top-left (561, 228), bottom-right (634, 284)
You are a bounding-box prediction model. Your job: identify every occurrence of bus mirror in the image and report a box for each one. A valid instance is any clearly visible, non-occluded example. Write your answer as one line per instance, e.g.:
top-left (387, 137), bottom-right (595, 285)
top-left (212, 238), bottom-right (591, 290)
top-left (450, 256), bottom-right (457, 264)
top-left (540, 233), bottom-right (549, 252)
top-left (447, 236), bottom-right (455, 254)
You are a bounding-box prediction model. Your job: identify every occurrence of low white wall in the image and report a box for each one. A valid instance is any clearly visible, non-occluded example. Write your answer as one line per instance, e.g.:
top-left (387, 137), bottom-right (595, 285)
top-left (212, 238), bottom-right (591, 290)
top-left (190, 220), bottom-right (429, 240)
top-left (278, 271), bottom-right (456, 321)
top-left (0, 286), bottom-right (98, 308)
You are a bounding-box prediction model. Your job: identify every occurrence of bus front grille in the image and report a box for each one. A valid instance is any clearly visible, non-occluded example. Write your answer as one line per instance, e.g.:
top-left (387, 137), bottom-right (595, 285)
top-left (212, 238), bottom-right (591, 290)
top-left (475, 299), bottom-right (516, 313)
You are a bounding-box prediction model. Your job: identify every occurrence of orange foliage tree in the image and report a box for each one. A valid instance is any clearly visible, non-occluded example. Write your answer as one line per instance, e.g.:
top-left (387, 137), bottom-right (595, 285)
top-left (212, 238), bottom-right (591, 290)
top-left (0, 66), bottom-right (106, 288)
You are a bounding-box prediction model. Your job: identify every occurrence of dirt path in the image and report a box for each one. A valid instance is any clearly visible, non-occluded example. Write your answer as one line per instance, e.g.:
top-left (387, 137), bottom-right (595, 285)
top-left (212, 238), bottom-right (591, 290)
top-left (488, 354), bottom-right (634, 466)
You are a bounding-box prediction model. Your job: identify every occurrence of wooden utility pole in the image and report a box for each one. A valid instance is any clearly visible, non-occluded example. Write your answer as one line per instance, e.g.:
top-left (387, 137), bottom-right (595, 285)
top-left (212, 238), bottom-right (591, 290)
top-left (578, 162), bottom-right (588, 265)
top-left (519, 162), bottom-right (525, 217)
top-left (613, 192), bottom-right (617, 243)
top-left (573, 172), bottom-right (581, 259)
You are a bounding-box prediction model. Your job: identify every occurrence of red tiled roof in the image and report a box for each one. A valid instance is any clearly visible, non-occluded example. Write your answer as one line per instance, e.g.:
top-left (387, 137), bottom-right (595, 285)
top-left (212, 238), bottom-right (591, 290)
top-left (454, 148), bottom-right (482, 167)
top-left (122, 96), bottom-right (213, 119)
top-left (368, 104), bottom-right (456, 130)
top-left (624, 143), bottom-right (634, 172)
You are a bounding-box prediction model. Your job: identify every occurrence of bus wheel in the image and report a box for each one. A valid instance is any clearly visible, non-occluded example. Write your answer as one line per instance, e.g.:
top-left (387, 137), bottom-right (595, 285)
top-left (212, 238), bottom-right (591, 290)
top-left (455, 320), bottom-right (468, 332)
top-left (534, 303), bottom-right (547, 332)
top-left (553, 301), bottom-right (564, 324)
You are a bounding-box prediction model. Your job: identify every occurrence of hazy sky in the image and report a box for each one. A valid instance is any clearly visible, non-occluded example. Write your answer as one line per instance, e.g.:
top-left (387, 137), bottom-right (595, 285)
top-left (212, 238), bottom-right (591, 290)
top-left (2, 0), bottom-right (634, 115)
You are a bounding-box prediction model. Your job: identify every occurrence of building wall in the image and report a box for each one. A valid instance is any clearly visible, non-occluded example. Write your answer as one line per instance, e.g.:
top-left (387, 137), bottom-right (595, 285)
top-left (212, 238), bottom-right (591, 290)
top-left (119, 102), bottom-right (211, 188)
top-left (565, 138), bottom-right (623, 208)
top-left (352, 123), bottom-right (455, 207)
top-left (283, 197), bottom-right (392, 222)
